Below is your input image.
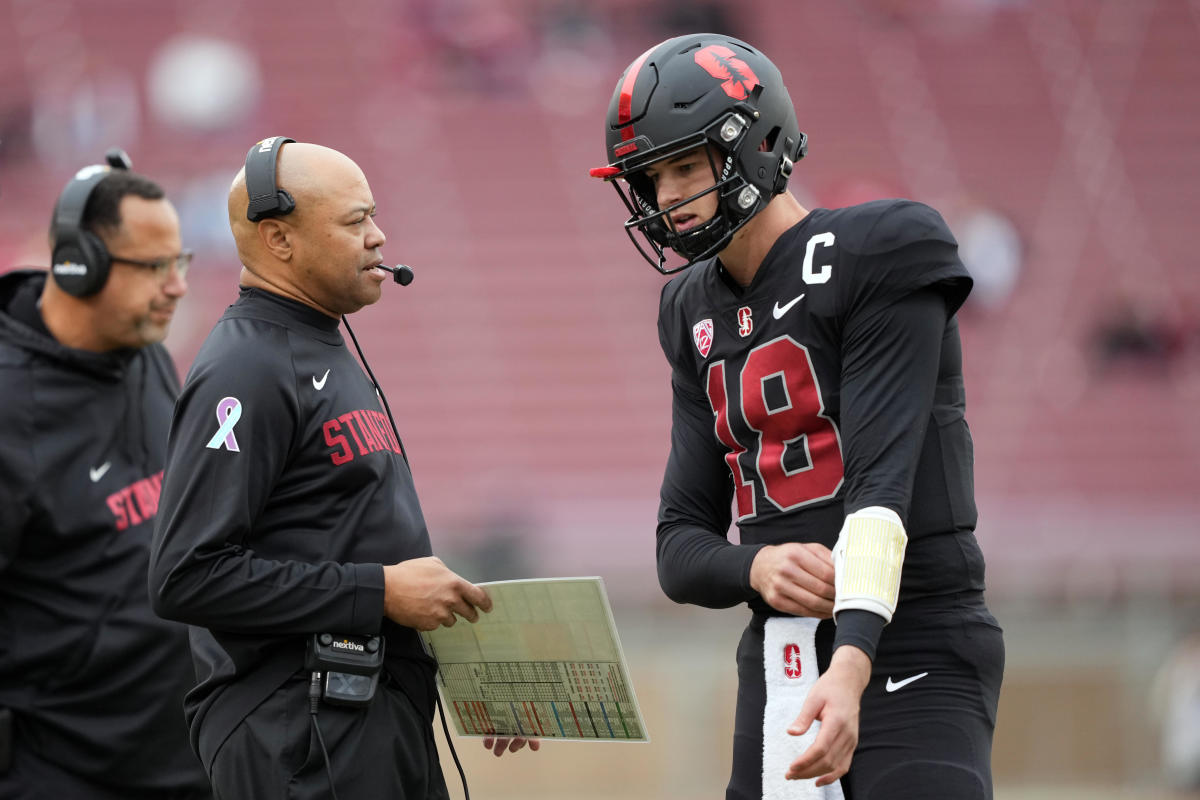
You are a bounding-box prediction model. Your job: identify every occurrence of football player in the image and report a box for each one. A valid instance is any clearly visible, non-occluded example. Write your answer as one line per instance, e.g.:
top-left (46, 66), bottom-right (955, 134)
top-left (591, 34), bottom-right (1004, 800)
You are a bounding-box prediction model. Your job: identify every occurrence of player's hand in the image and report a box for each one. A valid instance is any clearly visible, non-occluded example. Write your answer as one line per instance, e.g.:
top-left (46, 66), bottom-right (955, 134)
top-left (482, 736), bottom-right (541, 757)
top-left (749, 542), bottom-right (836, 618)
top-left (382, 557), bottom-right (492, 631)
top-left (784, 645), bottom-right (871, 786)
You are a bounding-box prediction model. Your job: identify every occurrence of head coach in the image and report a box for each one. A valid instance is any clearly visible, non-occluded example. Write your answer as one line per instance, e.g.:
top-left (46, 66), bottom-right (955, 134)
top-left (148, 138), bottom-right (534, 799)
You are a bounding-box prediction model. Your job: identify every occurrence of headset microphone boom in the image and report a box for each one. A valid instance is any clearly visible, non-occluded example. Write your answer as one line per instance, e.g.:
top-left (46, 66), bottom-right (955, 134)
top-left (377, 264), bottom-right (414, 286)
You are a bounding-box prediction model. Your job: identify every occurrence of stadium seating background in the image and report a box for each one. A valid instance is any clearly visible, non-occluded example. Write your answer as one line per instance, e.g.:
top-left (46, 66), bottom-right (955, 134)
top-left (2, 0), bottom-right (1197, 796)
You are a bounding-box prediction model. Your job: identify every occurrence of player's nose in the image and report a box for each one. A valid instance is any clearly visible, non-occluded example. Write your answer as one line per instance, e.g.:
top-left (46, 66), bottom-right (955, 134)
top-left (656, 177), bottom-right (683, 209)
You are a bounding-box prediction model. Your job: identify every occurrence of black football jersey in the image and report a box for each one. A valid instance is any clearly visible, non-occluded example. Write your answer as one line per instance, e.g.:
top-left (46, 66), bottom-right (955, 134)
top-left (656, 199), bottom-right (985, 617)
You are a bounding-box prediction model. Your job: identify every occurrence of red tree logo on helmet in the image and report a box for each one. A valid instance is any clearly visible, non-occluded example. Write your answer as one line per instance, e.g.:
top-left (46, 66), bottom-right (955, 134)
top-left (694, 45), bottom-right (761, 101)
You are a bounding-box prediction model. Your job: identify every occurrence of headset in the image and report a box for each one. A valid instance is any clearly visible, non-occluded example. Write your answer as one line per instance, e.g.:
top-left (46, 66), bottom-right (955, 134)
top-left (244, 135), bottom-right (296, 222)
top-left (243, 136), bottom-right (414, 285)
top-left (50, 148), bottom-right (133, 297)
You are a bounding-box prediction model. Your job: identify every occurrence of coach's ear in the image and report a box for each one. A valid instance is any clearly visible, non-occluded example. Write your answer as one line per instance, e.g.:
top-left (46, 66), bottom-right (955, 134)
top-left (258, 218), bottom-right (294, 262)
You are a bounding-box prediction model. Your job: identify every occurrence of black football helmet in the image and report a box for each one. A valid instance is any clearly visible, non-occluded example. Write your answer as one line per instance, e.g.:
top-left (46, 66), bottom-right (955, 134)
top-left (590, 34), bottom-right (806, 274)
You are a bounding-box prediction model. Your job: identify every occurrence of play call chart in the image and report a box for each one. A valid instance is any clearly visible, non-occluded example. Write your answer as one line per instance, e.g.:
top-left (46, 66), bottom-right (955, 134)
top-left (420, 577), bottom-right (648, 742)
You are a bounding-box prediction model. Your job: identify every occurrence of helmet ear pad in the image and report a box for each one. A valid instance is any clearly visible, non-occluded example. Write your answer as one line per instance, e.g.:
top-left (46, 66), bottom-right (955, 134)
top-left (51, 221), bottom-right (112, 298)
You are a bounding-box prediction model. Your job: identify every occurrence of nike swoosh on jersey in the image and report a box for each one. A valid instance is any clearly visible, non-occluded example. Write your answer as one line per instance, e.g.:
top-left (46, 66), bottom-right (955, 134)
top-left (772, 294), bottom-right (806, 319)
top-left (89, 462), bottom-right (111, 482)
top-left (312, 369), bottom-right (330, 390)
top-left (885, 672), bottom-right (929, 693)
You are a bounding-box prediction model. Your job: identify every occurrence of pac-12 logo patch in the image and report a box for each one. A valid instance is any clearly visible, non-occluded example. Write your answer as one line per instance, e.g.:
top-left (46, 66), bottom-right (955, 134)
top-left (737, 306), bottom-right (753, 337)
top-left (693, 319), bottom-right (714, 357)
top-left (783, 643), bottom-right (802, 679)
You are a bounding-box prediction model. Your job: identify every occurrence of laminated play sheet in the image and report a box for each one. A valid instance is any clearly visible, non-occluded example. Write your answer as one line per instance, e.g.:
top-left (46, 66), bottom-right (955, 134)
top-left (420, 577), bottom-right (648, 742)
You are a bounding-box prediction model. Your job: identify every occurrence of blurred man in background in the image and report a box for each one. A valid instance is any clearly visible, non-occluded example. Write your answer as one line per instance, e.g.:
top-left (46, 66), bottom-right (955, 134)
top-left (592, 34), bottom-right (1003, 799)
top-left (150, 138), bottom-right (533, 799)
top-left (0, 154), bottom-right (208, 799)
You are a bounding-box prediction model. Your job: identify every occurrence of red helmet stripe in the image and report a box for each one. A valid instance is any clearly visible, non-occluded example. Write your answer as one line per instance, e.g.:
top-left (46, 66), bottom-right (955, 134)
top-left (618, 47), bottom-right (655, 142)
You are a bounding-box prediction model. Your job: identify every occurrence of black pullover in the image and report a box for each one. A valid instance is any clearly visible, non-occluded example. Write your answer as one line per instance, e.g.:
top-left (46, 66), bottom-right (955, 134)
top-left (0, 269), bottom-right (208, 795)
top-left (149, 287), bottom-right (437, 772)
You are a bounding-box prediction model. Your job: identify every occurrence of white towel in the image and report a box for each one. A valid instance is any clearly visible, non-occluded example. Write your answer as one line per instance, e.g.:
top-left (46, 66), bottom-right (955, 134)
top-left (762, 617), bottom-right (846, 800)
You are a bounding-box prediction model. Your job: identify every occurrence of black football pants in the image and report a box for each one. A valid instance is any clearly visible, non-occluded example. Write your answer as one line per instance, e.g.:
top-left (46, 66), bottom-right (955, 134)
top-left (0, 740), bottom-right (208, 800)
top-left (209, 674), bottom-right (449, 800)
top-left (729, 594), bottom-right (1004, 800)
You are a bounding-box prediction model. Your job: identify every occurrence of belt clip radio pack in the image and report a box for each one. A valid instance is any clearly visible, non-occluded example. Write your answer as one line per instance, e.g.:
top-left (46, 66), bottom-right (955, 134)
top-left (305, 633), bottom-right (386, 707)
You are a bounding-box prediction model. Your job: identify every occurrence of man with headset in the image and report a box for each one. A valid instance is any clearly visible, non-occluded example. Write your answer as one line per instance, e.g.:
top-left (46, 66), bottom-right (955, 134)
top-left (149, 138), bottom-right (534, 799)
top-left (0, 153), bottom-right (209, 798)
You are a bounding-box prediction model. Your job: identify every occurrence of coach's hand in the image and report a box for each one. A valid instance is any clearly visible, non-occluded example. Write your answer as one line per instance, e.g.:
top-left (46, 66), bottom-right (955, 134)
top-left (784, 644), bottom-right (871, 786)
top-left (382, 557), bottom-right (492, 631)
top-left (750, 542), bottom-right (836, 618)
top-left (481, 736), bottom-right (541, 757)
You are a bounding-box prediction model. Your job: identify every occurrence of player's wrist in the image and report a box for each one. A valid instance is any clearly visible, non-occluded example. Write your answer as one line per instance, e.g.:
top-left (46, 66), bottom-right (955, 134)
top-left (829, 644), bottom-right (872, 690)
top-left (832, 608), bottom-right (886, 661)
top-left (747, 543), bottom-right (776, 593)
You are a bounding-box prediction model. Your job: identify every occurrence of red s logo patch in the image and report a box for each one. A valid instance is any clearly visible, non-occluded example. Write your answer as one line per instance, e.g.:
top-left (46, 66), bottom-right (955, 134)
top-left (737, 306), bottom-right (753, 337)
top-left (783, 643), bottom-right (802, 679)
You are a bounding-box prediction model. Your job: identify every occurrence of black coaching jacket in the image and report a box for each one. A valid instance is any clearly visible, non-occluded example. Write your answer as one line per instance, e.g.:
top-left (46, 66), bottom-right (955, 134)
top-left (149, 287), bottom-right (438, 772)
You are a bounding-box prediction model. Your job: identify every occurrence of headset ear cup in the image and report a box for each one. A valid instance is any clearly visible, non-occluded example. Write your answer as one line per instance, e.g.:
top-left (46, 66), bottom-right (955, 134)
top-left (51, 230), bottom-right (110, 297)
top-left (78, 230), bottom-right (111, 296)
top-left (51, 238), bottom-right (90, 297)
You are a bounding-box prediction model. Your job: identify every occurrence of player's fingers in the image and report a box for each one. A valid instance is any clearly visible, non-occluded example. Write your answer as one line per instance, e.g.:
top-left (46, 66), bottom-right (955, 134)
top-left (775, 582), bottom-right (834, 618)
top-left (786, 720), bottom-right (845, 781)
top-left (806, 716), bottom-right (857, 782)
top-left (815, 769), bottom-right (848, 788)
top-left (528, 738), bottom-right (541, 751)
top-left (760, 590), bottom-right (809, 618)
top-left (774, 554), bottom-right (833, 599)
top-left (785, 736), bottom-right (832, 780)
top-left (793, 545), bottom-right (836, 589)
top-left (800, 540), bottom-right (834, 563)
top-left (762, 590), bottom-right (825, 619)
top-left (787, 702), bottom-right (816, 738)
top-left (492, 737), bottom-right (509, 756)
top-left (482, 737), bottom-right (495, 750)
top-left (811, 734), bottom-right (854, 785)
top-left (781, 575), bottom-right (834, 608)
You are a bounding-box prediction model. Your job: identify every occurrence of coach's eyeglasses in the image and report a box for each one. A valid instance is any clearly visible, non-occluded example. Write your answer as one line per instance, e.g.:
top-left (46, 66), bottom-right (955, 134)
top-left (110, 249), bottom-right (193, 280)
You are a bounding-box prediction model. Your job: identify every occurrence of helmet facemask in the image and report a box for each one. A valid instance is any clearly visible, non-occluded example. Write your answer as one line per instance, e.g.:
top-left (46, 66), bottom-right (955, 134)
top-left (603, 113), bottom-right (767, 275)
